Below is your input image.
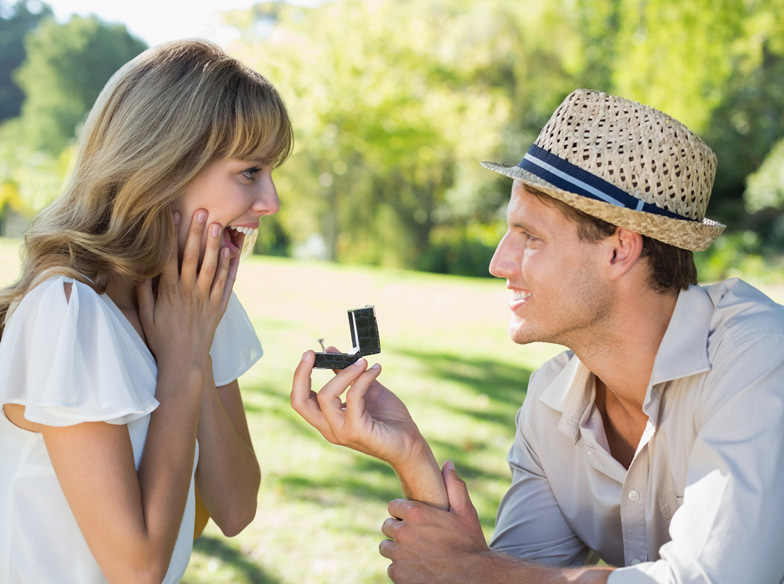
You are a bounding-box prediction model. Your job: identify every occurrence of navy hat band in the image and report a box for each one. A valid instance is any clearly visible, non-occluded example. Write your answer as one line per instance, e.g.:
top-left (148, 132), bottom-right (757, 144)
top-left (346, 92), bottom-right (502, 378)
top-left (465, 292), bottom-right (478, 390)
top-left (518, 144), bottom-right (696, 222)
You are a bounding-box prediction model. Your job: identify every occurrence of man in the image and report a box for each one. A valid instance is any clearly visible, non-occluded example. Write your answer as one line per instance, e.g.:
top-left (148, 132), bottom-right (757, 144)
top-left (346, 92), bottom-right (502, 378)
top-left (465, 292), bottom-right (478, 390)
top-left (291, 89), bottom-right (784, 583)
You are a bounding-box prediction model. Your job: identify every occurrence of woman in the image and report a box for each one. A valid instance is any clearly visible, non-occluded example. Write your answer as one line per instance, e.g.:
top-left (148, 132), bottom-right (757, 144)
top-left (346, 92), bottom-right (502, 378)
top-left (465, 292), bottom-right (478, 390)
top-left (0, 39), bottom-right (292, 583)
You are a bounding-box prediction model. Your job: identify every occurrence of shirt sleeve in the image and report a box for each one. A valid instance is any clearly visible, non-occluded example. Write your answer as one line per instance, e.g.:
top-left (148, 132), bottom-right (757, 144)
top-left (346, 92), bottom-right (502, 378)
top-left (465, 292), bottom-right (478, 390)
top-left (610, 333), bottom-right (784, 584)
top-left (0, 276), bottom-right (159, 426)
top-left (209, 291), bottom-right (263, 387)
top-left (490, 366), bottom-right (592, 567)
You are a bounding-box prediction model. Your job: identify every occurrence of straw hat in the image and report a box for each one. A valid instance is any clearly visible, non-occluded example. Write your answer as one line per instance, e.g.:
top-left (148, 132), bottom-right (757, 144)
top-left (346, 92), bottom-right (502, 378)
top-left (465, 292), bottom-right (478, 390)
top-left (481, 89), bottom-right (725, 251)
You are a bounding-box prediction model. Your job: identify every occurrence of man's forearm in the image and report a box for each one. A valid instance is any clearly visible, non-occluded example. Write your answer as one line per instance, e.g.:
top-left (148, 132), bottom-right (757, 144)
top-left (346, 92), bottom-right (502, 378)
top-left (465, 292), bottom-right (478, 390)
top-left (392, 440), bottom-right (449, 509)
top-left (473, 551), bottom-right (614, 584)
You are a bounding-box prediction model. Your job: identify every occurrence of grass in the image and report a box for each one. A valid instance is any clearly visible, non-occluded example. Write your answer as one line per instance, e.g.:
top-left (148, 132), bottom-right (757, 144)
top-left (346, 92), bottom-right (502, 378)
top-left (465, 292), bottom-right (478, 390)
top-left (184, 255), bottom-right (562, 583)
top-left (1, 236), bottom-right (782, 583)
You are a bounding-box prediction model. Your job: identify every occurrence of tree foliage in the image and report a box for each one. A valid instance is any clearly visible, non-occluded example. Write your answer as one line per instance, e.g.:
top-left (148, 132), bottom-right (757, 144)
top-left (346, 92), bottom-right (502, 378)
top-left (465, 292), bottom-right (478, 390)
top-left (0, 0), bottom-right (52, 121)
top-left (12, 14), bottom-right (146, 154)
top-left (0, 12), bottom-right (146, 223)
top-left (230, 0), bottom-right (591, 270)
top-left (225, 0), bottom-right (784, 270)
top-left (1, 0), bottom-right (784, 274)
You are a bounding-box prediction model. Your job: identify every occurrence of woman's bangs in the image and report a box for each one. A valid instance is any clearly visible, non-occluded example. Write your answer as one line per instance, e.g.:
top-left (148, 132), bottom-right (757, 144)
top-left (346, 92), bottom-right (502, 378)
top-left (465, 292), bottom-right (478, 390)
top-left (226, 88), bottom-right (293, 166)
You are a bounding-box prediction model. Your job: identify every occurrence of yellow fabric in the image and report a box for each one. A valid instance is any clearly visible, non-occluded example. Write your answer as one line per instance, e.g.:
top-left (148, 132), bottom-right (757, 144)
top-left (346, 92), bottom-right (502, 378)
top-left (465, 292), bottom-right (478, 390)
top-left (193, 489), bottom-right (210, 539)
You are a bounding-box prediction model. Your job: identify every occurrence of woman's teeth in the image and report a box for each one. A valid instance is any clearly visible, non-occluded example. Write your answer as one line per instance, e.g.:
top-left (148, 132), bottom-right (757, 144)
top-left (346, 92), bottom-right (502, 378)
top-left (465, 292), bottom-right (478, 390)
top-left (513, 290), bottom-right (531, 301)
top-left (229, 226), bottom-right (256, 236)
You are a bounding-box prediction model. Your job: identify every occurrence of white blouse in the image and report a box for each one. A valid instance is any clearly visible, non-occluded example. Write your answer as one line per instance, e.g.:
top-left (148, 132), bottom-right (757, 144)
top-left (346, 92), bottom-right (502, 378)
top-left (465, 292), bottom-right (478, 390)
top-left (0, 275), bottom-right (262, 583)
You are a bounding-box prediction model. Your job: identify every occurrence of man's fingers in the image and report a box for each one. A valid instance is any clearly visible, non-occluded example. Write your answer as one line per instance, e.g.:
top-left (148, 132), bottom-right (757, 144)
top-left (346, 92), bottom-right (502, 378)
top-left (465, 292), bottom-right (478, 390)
top-left (378, 537), bottom-right (397, 560)
top-left (442, 460), bottom-right (473, 514)
top-left (290, 351), bottom-right (343, 441)
top-left (345, 364), bottom-right (382, 426)
top-left (291, 351), bottom-right (319, 415)
top-left (381, 516), bottom-right (403, 540)
top-left (387, 498), bottom-right (414, 521)
top-left (315, 358), bottom-right (368, 423)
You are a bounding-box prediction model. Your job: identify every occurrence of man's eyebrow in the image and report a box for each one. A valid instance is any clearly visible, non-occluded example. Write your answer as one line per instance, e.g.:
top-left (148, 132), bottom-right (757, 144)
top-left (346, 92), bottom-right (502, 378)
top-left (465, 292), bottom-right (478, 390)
top-left (511, 221), bottom-right (534, 232)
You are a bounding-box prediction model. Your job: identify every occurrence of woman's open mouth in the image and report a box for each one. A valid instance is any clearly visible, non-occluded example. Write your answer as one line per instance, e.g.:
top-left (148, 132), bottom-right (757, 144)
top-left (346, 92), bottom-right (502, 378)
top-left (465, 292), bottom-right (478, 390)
top-left (224, 225), bottom-right (256, 255)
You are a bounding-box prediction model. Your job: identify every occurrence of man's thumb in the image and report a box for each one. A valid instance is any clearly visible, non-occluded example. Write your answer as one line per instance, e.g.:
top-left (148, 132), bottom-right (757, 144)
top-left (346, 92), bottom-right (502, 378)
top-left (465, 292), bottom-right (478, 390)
top-left (442, 460), bottom-right (471, 513)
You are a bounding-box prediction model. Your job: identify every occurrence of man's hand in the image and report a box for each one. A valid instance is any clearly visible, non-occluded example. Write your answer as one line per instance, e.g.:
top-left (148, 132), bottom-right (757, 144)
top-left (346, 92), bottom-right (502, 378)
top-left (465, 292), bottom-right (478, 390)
top-left (380, 461), bottom-right (490, 583)
top-left (291, 350), bottom-right (448, 507)
top-left (291, 350), bottom-right (424, 463)
top-left (380, 462), bottom-right (614, 584)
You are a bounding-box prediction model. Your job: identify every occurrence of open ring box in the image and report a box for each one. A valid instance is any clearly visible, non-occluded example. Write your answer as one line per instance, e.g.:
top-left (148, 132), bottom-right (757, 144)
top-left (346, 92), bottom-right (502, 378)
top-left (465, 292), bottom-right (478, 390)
top-left (313, 306), bottom-right (381, 369)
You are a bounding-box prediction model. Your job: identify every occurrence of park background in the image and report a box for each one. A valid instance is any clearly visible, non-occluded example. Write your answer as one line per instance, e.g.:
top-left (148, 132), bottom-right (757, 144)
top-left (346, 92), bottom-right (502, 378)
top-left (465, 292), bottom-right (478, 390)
top-left (1, 0), bottom-right (784, 582)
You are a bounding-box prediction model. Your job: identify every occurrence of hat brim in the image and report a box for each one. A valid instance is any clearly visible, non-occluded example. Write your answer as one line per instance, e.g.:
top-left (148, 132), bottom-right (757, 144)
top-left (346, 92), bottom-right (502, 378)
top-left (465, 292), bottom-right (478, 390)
top-left (481, 162), bottom-right (725, 252)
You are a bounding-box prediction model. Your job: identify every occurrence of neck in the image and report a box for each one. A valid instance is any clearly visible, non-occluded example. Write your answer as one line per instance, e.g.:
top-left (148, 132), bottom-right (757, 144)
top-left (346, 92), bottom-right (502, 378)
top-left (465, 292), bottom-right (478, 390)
top-left (573, 287), bottom-right (678, 410)
top-left (104, 274), bottom-right (138, 312)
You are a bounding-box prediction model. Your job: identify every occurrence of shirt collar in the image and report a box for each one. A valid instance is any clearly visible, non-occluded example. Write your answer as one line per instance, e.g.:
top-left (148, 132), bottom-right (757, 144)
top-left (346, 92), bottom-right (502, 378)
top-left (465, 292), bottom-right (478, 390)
top-left (538, 284), bottom-right (714, 432)
top-left (539, 353), bottom-right (593, 440)
top-left (642, 284), bottom-right (713, 411)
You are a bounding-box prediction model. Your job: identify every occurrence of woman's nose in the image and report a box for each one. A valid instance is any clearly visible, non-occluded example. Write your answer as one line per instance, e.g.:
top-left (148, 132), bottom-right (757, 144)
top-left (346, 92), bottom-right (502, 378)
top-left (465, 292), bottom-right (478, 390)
top-left (253, 182), bottom-right (280, 216)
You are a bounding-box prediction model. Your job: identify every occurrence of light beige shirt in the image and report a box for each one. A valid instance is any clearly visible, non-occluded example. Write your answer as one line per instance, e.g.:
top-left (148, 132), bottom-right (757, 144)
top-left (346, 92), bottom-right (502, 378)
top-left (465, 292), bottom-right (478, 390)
top-left (490, 278), bottom-right (784, 583)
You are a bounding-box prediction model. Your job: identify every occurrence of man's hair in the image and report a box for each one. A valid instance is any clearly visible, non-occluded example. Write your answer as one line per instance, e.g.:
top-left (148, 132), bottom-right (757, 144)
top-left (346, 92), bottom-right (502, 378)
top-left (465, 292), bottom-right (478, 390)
top-left (525, 184), bottom-right (697, 294)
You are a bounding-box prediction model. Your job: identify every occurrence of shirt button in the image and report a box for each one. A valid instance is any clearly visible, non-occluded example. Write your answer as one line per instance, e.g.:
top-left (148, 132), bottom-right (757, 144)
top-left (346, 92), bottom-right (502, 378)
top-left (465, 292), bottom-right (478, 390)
top-left (628, 490), bottom-right (640, 502)
top-left (630, 559), bottom-right (641, 565)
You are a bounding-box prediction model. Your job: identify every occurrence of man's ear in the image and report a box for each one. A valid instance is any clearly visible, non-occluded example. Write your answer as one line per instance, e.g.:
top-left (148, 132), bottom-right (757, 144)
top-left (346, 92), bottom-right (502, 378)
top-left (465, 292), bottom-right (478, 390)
top-left (604, 228), bottom-right (644, 280)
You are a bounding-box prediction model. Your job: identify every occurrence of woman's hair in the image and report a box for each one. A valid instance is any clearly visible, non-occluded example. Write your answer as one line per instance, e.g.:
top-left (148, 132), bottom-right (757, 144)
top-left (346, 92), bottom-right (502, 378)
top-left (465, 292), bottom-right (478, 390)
top-left (0, 39), bottom-right (293, 336)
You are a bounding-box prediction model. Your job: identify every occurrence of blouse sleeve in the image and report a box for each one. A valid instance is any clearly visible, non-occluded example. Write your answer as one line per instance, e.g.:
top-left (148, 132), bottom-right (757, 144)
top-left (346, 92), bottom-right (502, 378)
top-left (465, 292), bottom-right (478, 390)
top-left (209, 292), bottom-right (262, 387)
top-left (0, 276), bottom-right (159, 427)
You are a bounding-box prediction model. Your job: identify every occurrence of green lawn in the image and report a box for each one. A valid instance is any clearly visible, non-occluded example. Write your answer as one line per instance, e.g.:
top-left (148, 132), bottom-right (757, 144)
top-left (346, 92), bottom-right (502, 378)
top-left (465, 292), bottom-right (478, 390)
top-left (0, 237), bottom-right (781, 583)
top-left (188, 254), bottom-right (561, 583)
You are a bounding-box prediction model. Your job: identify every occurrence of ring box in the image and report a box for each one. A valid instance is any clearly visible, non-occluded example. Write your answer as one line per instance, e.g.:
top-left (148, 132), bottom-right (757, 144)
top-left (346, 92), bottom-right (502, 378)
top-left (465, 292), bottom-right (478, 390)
top-left (313, 306), bottom-right (381, 369)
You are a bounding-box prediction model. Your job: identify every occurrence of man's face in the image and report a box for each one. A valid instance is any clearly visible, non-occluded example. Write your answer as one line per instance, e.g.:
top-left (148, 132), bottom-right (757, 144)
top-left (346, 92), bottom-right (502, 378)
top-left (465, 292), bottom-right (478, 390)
top-left (489, 182), bottom-right (616, 347)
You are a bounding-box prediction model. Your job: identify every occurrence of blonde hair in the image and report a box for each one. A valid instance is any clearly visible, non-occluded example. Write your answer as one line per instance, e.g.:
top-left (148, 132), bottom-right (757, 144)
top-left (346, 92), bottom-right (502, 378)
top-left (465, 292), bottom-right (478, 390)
top-left (0, 39), bottom-right (293, 336)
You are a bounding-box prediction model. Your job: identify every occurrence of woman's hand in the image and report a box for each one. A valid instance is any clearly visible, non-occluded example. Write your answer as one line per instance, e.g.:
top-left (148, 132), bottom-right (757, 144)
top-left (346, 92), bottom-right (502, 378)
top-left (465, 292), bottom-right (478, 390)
top-left (137, 209), bottom-right (235, 375)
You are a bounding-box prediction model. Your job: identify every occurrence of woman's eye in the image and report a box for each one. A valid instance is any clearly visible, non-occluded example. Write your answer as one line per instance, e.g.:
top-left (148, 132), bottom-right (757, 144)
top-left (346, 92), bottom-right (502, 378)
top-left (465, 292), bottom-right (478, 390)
top-left (242, 167), bottom-right (262, 181)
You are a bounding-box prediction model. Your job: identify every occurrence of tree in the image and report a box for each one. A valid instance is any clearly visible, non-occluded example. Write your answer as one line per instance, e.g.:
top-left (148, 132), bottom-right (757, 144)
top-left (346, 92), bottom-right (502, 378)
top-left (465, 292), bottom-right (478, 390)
top-left (745, 137), bottom-right (784, 213)
top-left (12, 14), bottom-right (146, 154)
top-left (228, 0), bottom-right (586, 270)
top-left (223, 0), bottom-right (784, 270)
top-left (0, 0), bottom-right (52, 121)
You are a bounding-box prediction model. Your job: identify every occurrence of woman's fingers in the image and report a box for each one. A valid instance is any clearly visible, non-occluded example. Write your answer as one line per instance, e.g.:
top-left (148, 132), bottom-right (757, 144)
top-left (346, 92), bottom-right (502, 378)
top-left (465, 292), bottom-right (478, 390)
top-left (198, 222), bottom-right (222, 297)
top-left (159, 212), bottom-right (181, 288)
top-left (180, 209), bottom-right (207, 286)
top-left (136, 278), bottom-right (154, 331)
top-left (216, 248), bottom-right (238, 314)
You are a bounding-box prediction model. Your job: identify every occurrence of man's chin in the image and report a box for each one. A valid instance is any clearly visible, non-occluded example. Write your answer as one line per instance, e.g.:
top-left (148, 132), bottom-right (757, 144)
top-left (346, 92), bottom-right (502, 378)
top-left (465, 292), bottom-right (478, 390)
top-left (508, 322), bottom-right (534, 345)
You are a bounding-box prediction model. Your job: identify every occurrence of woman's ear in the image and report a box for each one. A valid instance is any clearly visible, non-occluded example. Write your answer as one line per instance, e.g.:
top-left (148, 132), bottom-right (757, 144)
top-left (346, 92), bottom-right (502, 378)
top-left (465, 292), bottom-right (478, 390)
top-left (605, 227), bottom-right (644, 280)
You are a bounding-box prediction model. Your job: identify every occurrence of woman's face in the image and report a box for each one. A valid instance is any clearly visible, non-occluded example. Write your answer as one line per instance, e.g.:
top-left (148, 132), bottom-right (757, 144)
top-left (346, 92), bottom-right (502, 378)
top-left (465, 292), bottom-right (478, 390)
top-left (171, 155), bottom-right (280, 263)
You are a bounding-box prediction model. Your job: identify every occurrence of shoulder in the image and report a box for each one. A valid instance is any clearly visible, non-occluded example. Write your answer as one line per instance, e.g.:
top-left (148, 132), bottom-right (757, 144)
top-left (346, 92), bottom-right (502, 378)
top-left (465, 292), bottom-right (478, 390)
top-left (704, 278), bottom-right (784, 342)
top-left (0, 274), bottom-right (158, 425)
top-left (6, 275), bottom-right (119, 347)
top-left (9, 275), bottom-right (101, 317)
